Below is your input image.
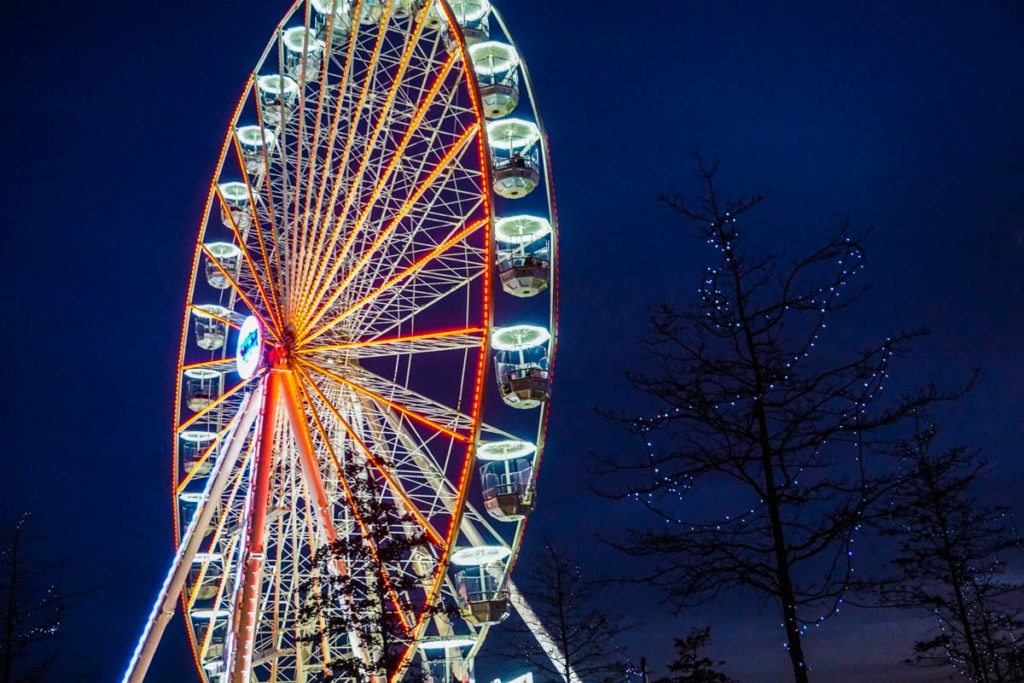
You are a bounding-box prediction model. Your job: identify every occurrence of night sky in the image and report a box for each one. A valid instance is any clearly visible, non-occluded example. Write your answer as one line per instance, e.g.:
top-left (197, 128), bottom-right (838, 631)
top-left (3, 1), bottom-right (1023, 682)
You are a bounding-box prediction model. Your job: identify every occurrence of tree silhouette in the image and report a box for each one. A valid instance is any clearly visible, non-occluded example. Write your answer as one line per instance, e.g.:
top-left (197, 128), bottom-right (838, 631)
top-left (596, 157), bottom-right (959, 683)
top-left (499, 542), bottom-right (630, 683)
top-left (876, 422), bottom-right (1024, 682)
top-left (1, 514), bottom-right (67, 683)
top-left (652, 627), bottom-right (737, 683)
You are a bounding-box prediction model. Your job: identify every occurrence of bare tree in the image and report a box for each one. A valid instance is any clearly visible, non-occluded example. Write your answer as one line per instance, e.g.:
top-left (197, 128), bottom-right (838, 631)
top-left (1, 514), bottom-right (66, 683)
top-left (595, 158), bottom-right (958, 683)
top-left (876, 422), bottom-right (1024, 682)
top-left (498, 542), bottom-right (630, 683)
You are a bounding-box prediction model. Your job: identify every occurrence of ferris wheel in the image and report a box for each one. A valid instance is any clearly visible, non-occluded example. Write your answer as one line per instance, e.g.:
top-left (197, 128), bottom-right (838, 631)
top-left (122, 1), bottom-right (560, 681)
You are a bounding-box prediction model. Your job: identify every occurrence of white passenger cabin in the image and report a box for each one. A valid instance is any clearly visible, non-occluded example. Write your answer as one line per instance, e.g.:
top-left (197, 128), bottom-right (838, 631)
top-left (283, 27), bottom-right (324, 83)
top-left (478, 440), bottom-right (537, 521)
top-left (449, 0), bottom-right (491, 46)
top-left (494, 215), bottom-right (551, 297)
top-left (491, 325), bottom-right (551, 409)
top-left (217, 182), bottom-right (252, 231)
top-left (236, 125), bottom-right (277, 176)
top-left (256, 74), bottom-right (299, 127)
top-left (204, 242), bottom-right (241, 290)
top-left (192, 304), bottom-right (231, 351)
top-left (451, 546), bottom-right (511, 625)
top-left (311, 0), bottom-right (354, 40)
top-left (183, 368), bottom-right (222, 413)
top-left (487, 119), bottom-right (541, 199)
top-left (180, 430), bottom-right (217, 476)
top-left (469, 41), bottom-right (520, 119)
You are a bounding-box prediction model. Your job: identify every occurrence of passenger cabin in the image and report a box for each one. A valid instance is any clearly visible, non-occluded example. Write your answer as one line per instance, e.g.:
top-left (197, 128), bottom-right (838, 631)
top-left (192, 304), bottom-right (231, 351)
top-left (420, 638), bottom-right (477, 683)
top-left (180, 430), bottom-right (217, 476)
top-left (256, 74), bottom-right (299, 127)
top-left (491, 325), bottom-right (551, 409)
top-left (450, 546), bottom-right (511, 625)
top-left (311, 0), bottom-right (354, 40)
top-left (217, 182), bottom-right (252, 231)
top-left (486, 119), bottom-right (541, 199)
top-left (469, 41), bottom-right (519, 118)
top-left (494, 215), bottom-right (551, 297)
top-left (183, 368), bottom-right (222, 413)
top-left (236, 125), bottom-right (276, 176)
top-left (478, 440), bottom-right (537, 521)
top-left (204, 242), bottom-right (241, 290)
top-left (283, 27), bottom-right (323, 83)
top-left (188, 561), bottom-right (223, 601)
top-left (448, 0), bottom-right (491, 46)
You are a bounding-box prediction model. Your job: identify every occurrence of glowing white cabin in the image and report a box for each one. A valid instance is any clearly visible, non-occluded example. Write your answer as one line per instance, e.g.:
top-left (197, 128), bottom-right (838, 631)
top-left (191, 304), bottom-right (231, 351)
top-left (469, 41), bottom-right (519, 118)
top-left (235, 125), bottom-right (277, 176)
top-left (451, 546), bottom-right (511, 625)
top-left (494, 215), bottom-right (551, 297)
top-left (204, 242), bottom-right (241, 290)
top-left (183, 368), bottom-right (222, 413)
top-left (282, 27), bottom-right (324, 83)
top-left (487, 118), bottom-right (541, 199)
top-left (478, 440), bottom-right (537, 521)
top-left (255, 74), bottom-right (299, 127)
top-left (491, 325), bottom-right (551, 408)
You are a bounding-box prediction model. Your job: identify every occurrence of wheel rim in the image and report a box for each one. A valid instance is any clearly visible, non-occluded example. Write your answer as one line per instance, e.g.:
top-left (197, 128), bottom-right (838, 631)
top-left (171, 2), bottom-right (556, 681)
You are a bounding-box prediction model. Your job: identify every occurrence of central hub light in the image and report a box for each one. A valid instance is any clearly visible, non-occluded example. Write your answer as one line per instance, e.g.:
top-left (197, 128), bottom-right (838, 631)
top-left (236, 315), bottom-right (262, 379)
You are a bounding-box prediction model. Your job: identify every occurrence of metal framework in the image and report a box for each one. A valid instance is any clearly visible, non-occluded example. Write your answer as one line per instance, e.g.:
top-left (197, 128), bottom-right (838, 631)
top-left (123, 1), bottom-right (559, 681)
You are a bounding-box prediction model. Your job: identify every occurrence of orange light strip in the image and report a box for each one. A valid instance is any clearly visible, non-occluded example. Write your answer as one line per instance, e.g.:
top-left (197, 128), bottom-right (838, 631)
top-left (392, 4), bottom-right (488, 664)
top-left (286, 26), bottom-right (323, 320)
top-left (295, 6), bottom-right (432, 326)
top-left (294, 8), bottom-right (390, 327)
top-left (199, 244), bottom-right (279, 341)
top-left (296, 326), bottom-right (484, 354)
top-left (212, 183), bottom-right (284, 336)
top-left (187, 305), bottom-right (240, 331)
top-left (228, 128), bottom-right (286, 333)
top-left (294, 367), bottom-right (414, 640)
top-left (410, 9), bottom-right (495, 642)
top-left (292, 370), bottom-right (417, 633)
top-left (298, 358), bottom-right (468, 443)
top-left (176, 376), bottom-right (253, 433)
top-left (295, 52), bottom-right (462, 328)
top-left (302, 217), bottom-right (485, 347)
top-left (278, 370), bottom-right (347, 552)
top-left (247, 85), bottom-right (291, 325)
top-left (294, 365), bottom-right (444, 547)
top-left (175, 426), bottom-right (227, 494)
top-left (298, 122), bottom-right (479, 340)
top-left (179, 69), bottom-right (259, 682)
top-left (284, 365), bottom-right (415, 641)
top-left (180, 358), bottom-right (236, 372)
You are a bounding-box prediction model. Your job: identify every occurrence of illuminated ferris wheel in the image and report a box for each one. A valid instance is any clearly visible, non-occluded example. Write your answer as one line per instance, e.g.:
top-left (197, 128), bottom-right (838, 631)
top-left (123, 1), bottom-right (559, 681)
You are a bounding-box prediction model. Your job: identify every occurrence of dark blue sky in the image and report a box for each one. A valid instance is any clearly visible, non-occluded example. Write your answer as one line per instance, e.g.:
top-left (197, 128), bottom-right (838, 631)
top-left (2, 1), bottom-right (1023, 682)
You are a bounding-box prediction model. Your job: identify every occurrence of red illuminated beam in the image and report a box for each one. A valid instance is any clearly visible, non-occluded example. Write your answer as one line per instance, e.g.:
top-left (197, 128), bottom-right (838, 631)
top-left (297, 358), bottom-right (468, 443)
top-left (294, 366), bottom-right (445, 547)
top-left (229, 368), bottom-right (281, 683)
top-left (295, 55), bottom-right (465, 328)
top-left (300, 212), bottom-right (485, 348)
top-left (299, 327), bottom-right (485, 356)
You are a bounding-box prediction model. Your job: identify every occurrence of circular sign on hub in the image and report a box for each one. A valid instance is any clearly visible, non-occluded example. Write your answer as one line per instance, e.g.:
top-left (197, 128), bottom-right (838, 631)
top-left (236, 315), bottom-right (262, 379)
